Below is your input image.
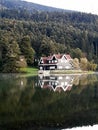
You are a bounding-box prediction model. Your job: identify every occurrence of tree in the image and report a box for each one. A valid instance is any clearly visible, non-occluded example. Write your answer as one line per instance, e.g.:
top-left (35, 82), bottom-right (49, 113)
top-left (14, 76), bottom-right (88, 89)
top-left (39, 37), bottom-right (57, 56)
top-left (20, 36), bottom-right (35, 65)
top-left (71, 48), bottom-right (83, 59)
top-left (72, 58), bottom-right (80, 70)
top-left (88, 61), bottom-right (97, 71)
top-left (80, 58), bottom-right (88, 70)
top-left (2, 40), bottom-right (21, 72)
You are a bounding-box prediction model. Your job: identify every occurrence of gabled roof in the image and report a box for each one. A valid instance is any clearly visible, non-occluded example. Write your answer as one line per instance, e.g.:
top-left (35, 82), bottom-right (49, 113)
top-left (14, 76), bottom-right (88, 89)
top-left (65, 54), bottom-right (72, 60)
top-left (40, 54), bottom-right (72, 64)
top-left (55, 54), bottom-right (63, 59)
top-left (47, 54), bottom-right (62, 60)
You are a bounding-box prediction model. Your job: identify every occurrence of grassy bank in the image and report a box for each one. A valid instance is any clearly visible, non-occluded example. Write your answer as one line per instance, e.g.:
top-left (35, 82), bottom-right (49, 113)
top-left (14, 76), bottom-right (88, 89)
top-left (19, 68), bottom-right (94, 76)
top-left (20, 67), bottom-right (38, 76)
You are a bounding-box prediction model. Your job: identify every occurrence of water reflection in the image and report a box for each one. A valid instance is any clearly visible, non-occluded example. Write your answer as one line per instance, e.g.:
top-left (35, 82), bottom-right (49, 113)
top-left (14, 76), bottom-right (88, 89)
top-left (38, 74), bottom-right (97, 92)
top-left (0, 73), bottom-right (98, 130)
top-left (39, 74), bottom-right (77, 92)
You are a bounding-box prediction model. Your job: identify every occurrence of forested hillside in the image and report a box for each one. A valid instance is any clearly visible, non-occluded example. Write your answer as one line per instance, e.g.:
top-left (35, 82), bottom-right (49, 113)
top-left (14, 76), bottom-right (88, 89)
top-left (0, 0), bottom-right (67, 12)
top-left (0, 0), bottom-right (98, 72)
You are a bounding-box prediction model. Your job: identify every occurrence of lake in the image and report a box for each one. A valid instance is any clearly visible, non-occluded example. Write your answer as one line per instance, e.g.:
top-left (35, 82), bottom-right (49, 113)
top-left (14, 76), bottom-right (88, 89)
top-left (0, 73), bottom-right (98, 130)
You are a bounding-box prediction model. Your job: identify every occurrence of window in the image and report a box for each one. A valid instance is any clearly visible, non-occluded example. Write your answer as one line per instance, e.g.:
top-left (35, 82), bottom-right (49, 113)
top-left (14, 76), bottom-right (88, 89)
top-left (40, 67), bottom-right (43, 70)
top-left (50, 66), bottom-right (55, 70)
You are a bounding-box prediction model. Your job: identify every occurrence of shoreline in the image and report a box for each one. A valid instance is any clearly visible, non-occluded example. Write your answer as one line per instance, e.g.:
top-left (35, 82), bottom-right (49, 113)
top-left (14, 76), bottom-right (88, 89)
top-left (39, 69), bottom-right (95, 75)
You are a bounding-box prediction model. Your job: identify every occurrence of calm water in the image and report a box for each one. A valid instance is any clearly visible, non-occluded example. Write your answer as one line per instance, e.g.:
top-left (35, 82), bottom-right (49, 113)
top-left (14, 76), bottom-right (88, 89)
top-left (0, 73), bottom-right (98, 130)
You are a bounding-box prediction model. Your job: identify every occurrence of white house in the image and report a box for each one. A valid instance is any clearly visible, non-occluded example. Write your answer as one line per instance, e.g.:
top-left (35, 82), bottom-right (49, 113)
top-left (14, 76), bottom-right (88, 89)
top-left (39, 54), bottom-right (73, 70)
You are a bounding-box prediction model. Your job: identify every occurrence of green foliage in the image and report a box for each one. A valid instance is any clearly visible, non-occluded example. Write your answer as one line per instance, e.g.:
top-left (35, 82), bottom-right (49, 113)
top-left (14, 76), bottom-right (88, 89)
top-left (71, 48), bottom-right (84, 59)
top-left (2, 59), bottom-right (17, 73)
top-left (0, 2), bottom-right (98, 72)
top-left (19, 36), bottom-right (35, 65)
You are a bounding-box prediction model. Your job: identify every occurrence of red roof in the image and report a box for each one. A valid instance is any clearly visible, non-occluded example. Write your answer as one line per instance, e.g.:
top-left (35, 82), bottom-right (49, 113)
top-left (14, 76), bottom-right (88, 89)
top-left (40, 54), bottom-right (72, 64)
top-left (47, 56), bottom-right (52, 60)
top-left (47, 54), bottom-right (63, 60)
top-left (41, 57), bottom-right (47, 64)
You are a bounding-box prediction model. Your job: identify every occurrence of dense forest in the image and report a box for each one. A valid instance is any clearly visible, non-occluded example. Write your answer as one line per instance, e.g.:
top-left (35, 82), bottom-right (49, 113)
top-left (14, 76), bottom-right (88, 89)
top-left (0, 0), bottom-right (98, 72)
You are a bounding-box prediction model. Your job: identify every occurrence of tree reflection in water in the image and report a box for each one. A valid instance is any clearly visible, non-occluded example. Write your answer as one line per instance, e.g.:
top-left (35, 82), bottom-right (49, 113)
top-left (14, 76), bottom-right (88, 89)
top-left (0, 74), bottom-right (98, 129)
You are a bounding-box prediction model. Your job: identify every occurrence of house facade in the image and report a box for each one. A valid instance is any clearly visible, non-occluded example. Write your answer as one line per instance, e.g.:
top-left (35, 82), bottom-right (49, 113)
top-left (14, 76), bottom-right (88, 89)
top-left (39, 54), bottom-right (73, 70)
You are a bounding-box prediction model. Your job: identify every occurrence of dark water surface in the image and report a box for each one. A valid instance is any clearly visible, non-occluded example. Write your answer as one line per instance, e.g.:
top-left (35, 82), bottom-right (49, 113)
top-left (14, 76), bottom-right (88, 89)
top-left (0, 73), bottom-right (98, 130)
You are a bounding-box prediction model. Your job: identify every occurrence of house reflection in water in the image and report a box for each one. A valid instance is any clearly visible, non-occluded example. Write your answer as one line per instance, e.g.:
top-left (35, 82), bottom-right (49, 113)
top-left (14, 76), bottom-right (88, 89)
top-left (38, 75), bottom-right (75, 92)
